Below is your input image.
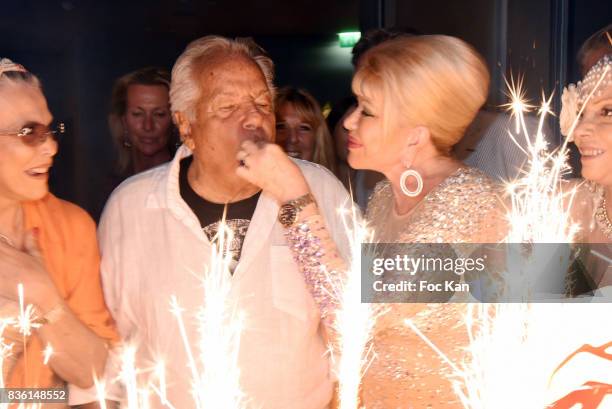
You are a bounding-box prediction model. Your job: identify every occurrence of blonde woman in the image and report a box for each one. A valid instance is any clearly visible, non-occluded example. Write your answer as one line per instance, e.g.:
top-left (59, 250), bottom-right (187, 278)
top-left (275, 86), bottom-right (337, 174)
top-left (238, 35), bottom-right (506, 407)
top-left (108, 67), bottom-right (178, 181)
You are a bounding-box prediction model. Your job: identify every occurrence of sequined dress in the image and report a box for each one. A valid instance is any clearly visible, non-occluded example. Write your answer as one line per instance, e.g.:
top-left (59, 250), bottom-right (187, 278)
top-left (283, 166), bottom-right (504, 409)
top-left (361, 167), bottom-right (503, 409)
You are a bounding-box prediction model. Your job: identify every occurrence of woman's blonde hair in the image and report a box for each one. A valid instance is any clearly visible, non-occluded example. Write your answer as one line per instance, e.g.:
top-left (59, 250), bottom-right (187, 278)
top-left (108, 66), bottom-right (175, 175)
top-left (275, 87), bottom-right (337, 174)
top-left (354, 35), bottom-right (490, 154)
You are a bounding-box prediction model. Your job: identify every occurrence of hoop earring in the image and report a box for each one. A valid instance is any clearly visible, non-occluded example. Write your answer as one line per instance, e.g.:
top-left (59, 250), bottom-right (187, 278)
top-left (123, 130), bottom-right (132, 148)
top-left (400, 168), bottom-right (423, 197)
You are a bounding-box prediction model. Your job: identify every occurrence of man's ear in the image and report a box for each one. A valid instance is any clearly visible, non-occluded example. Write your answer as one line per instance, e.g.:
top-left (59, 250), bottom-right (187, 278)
top-left (174, 112), bottom-right (195, 150)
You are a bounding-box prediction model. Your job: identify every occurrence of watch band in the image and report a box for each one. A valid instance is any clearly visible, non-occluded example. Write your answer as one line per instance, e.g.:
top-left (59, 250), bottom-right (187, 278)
top-left (278, 193), bottom-right (316, 227)
top-left (286, 192), bottom-right (315, 210)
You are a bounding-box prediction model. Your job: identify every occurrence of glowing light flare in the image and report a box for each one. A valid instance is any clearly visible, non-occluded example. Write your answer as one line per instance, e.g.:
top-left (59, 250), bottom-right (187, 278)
top-left (169, 213), bottom-right (246, 409)
top-left (16, 284), bottom-right (40, 338)
top-left (454, 66), bottom-right (612, 409)
top-left (15, 284), bottom-right (42, 384)
top-left (42, 343), bottom-right (53, 365)
top-left (404, 319), bottom-right (461, 374)
top-left (501, 73), bottom-right (535, 135)
top-left (94, 375), bottom-right (108, 409)
top-left (119, 345), bottom-right (144, 409)
top-left (502, 76), bottom-right (579, 243)
top-left (0, 319), bottom-right (15, 406)
top-left (192, 219), bottom-right (245, 409)
top-left (151, 360), bottom-right (173, 408)
top-left (453, 304), bottom-right (612, 409)
top-left (334, 207), bottom-right (382, 409)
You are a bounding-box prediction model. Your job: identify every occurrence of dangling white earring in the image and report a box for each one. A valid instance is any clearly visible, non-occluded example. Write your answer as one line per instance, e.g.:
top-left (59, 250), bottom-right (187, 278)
top-left (123, 129), bottom-right (132, 148)
top-left (400, 168), bottom-right (423, 197)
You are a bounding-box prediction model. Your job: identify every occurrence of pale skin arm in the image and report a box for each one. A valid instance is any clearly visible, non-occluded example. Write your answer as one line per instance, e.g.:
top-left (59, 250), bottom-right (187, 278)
top-left (0, 229), bottom-right (107, 389)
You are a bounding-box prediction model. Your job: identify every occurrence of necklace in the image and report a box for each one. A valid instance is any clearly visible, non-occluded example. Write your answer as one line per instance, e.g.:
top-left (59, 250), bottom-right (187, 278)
top-left (0, 232), bottom-right (14, 247)
top-left (594, 195), bottom-right (612, 240)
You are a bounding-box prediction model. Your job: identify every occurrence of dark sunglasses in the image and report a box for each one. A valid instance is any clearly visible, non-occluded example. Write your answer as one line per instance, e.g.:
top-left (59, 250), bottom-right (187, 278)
top-left (0, 122), bottom-right (65, 147)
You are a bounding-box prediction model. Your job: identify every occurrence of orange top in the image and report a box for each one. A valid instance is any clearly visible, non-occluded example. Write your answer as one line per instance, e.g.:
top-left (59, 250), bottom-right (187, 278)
top-left (8, 193), bottom-right (118, 388)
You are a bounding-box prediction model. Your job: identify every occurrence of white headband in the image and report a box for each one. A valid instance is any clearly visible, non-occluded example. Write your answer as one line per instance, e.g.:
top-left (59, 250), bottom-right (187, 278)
top-left (0, 58), bottom-right (27, 77)
top-left (560, 54), bottom-right (611, 140)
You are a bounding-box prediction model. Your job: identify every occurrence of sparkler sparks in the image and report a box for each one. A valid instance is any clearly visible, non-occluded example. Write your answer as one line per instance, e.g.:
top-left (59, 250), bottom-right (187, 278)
top-left (94, 374), bottom-right (108, 409)
top-left (502, 73), bottom-right (535, 135)
top-left (454, 65), bottom-right (612, 408)
top-left (41, 343), bottom-right (52, 366)
top-left (454, 304), bottom-right (612, 409)
top-left (91, 215), bottom-right (246, 409)
top-left (402, 64), bottom-right (612, 409)
top-left (0, 285), bottom-right (50, 409)
top-left (503, 80), bottom-right (579, 243)
top-left (334, 205), bottom-right (381, 409)
top-left (168, 217), bottom-right (245, 409)
top-left (16, 284), bottom-right (40, 338)
top-left (0, 319), bottom-right (15, 408)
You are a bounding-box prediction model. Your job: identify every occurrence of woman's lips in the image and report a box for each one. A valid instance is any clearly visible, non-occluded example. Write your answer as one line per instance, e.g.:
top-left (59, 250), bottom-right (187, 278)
top-left (25, 166), bottom-right (51, 179)
top-left (347, 135), bottom-right (362, 149)
top-left (138, 136), bottom-right (160, 145)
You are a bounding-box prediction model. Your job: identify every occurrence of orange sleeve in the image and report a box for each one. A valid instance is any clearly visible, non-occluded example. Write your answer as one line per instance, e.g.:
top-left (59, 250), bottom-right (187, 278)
top-left (61, 202), bottom-right (119, 344)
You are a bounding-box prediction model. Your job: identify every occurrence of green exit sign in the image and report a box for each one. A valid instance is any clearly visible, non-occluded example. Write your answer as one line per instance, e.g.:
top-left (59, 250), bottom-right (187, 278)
top-left (338, 32), bottom-right (361, 48)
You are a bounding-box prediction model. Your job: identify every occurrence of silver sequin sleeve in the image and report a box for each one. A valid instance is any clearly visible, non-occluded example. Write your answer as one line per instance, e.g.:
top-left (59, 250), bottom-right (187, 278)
top-left (284, 214), bottom-right (347, 334)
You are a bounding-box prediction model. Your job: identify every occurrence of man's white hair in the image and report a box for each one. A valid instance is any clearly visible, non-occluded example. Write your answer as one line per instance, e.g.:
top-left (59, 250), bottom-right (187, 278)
top-left (170, 36), bottom-right (275, 123)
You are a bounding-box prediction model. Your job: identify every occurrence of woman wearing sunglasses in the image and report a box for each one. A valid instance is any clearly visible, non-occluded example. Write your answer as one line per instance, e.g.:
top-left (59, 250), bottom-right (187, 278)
top-left (0, 59), bottom-right (117, 404)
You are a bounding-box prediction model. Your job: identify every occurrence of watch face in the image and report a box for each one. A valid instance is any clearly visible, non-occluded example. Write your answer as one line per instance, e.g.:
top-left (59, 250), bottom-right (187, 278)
top-left (279, 204), bottom-right (297, 227)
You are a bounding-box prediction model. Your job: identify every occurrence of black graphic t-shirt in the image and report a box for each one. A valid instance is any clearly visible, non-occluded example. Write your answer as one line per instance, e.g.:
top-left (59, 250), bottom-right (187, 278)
top-left (179, 156), bottom-right (260, 272)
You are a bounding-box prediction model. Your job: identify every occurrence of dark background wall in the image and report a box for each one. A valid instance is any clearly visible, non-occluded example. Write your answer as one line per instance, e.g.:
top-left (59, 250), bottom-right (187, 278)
top-left (0, 0), bottom-right (609, 218)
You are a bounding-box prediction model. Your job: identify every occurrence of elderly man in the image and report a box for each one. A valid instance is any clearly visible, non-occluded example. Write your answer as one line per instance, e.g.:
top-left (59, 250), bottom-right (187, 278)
top-left (99, 36), bottom-right (351, 408)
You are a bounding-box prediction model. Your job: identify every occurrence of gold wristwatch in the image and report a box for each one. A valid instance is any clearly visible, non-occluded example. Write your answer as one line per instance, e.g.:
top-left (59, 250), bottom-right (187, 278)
top-left (278, 193), bottom-right (316, 227)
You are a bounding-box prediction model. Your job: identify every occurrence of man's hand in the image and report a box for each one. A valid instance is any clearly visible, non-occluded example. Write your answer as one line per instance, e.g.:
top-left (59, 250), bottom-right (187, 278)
top-left (236, 140), bottom-right (311, 203)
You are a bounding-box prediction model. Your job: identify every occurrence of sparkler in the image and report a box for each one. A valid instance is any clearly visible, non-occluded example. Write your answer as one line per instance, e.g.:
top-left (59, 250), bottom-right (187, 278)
top-left (0, 285), bottom-right (53, 409)
top-left (119, 344), bottom-right (142, 409)
top-left (92, 214), bottom-right (246, 409)
top-left (94, 374), bottom-right (108, 409)
top-left (41, 343), bottom-right (52, 366)
top-left (402, 64), bottom-right (612, 408)
top-left (503, 83), bottom-right (579, 243)
top-left (169, 217), bottom-right (245, 409)
top-left (0, 319), bottom-right (14, 381)
top-left (0, 319), bottom-right (14, 409)
top-left (334, 204), bottom-right (381, 409)
top-left (453, 65), bottom-right (612, 408)
top-left (453, 303), bottom-right (612, 409)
